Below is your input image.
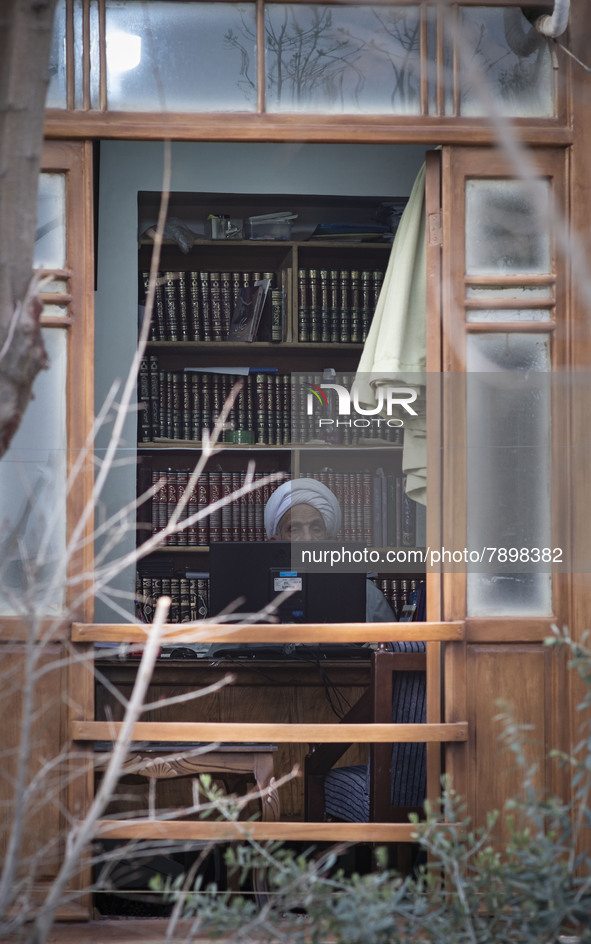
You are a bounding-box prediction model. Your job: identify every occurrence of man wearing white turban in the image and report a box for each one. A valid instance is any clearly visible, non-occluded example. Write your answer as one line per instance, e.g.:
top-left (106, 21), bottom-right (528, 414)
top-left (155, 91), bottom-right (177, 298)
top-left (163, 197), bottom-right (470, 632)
top-left (264, 479), bottom-right (395, 623)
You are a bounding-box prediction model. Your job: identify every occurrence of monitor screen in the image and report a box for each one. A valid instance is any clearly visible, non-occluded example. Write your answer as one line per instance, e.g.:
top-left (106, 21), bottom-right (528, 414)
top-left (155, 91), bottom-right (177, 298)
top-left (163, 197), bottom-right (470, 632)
top-left (209, 542), bottom-right (366, 624)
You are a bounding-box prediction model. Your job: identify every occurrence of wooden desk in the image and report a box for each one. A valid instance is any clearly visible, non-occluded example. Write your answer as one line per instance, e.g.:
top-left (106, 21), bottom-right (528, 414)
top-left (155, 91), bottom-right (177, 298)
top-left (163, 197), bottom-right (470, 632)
top-left (95, 657), bottom-right (370, 820)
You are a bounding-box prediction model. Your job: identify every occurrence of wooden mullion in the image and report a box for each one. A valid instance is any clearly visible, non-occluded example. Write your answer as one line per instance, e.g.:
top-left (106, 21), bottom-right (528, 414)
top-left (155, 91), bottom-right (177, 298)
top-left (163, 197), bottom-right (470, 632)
top-left (99, 0), bottom-right (107, 110)
top-left (66, 0), bottom-right (75, 111)
top-left (71, 620), bottom-right (466, 644)
top-left (257, 0), bottom-right (265, 114)
top-left (82, 0), bottom-right (91, 110)
top-left (465, 322), bottom-right (556, 333)
top-left (71, 719), bottom-right (468, 744)
top-left (92, 819), bottom-right (423, 843)
top-left (419, 3), bottom-right (428, 117)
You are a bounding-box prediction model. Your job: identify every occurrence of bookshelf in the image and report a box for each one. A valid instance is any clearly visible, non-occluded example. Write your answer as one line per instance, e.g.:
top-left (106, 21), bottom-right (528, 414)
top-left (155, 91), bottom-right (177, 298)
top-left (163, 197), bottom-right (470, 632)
top-left (135, 191), bottom-right (425, 624)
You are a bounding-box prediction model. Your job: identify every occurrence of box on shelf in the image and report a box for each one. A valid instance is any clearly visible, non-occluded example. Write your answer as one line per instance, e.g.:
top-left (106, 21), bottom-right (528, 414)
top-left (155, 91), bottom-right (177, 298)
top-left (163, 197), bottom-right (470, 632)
top-left (246, 211), bottom-right (296, 241)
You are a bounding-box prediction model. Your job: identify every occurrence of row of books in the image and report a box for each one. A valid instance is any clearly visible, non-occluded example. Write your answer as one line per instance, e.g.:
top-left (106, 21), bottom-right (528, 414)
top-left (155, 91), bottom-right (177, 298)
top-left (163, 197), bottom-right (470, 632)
top-left (140, 269), bottom-right (284, 343)
top-left (148, 469), bottom-right (289, 545)
top-left (135, 573), bottom-right (424, 625)
top-left (135, 573), bottom-right (210, 624)
top-left (138, 358), bottom-right (404, 447)
top-left (297, 268), bottom-right (385, 343)
top-left (370, 578), bottom-right (426, 621)
top-left (145, 469), bottom-right (424, 548)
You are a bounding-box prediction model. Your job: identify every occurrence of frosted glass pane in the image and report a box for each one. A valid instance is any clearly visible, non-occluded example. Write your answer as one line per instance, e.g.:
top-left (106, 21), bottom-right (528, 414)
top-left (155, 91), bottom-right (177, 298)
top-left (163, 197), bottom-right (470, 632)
top-left (459, 7), bottom-right (554, 118)
top-left (105, 2), bottom-right (257, 112)
top-left (466, 179), bottom-right (551, 276)
top-left (42, 303), bottom-right (69, 319)
top-left (466, 308), bottom-right (551, 323)
top-left (0, 330), bottom-right (67, 616)
top-left (265, 5), bottom-right (421, 114)
top-left (46, 0), bottom-right (67, 108)
top-left (466, 334), bottom-right (552, 617)
top-left (35, 174), bottom-right (66, 270)
top-left (466, 285), bottom-right (552, 300)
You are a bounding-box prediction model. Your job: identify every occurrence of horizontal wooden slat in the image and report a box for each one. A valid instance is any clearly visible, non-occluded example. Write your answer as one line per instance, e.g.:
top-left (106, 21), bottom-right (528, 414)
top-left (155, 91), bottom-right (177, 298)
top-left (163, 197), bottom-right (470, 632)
top-left (91, 819), bottom-right (422, 843)
top-left (72, 720), bottom-right (467, 744)
top-left (71, 621), bottom-right (465, 644)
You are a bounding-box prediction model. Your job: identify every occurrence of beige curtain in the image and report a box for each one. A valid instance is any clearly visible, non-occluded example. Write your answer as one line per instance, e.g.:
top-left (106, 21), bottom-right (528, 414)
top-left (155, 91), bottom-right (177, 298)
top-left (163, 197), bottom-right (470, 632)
top-left (354, 162), bottom-right (427, 504)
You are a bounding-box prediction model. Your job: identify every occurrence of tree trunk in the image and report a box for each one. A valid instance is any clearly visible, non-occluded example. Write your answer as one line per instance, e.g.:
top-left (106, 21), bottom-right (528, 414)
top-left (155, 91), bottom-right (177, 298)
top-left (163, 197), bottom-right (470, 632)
top-left (0, 0), bottom-right (57, 459)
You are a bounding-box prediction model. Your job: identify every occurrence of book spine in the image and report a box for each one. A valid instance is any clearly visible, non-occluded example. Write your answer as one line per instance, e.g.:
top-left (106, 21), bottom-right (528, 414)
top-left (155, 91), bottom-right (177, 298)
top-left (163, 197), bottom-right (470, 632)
top-left (371, 269), bottom-right (384, 334)
top-left (163, 271), bottom-right (179, 341)
top-left (221, 470), bottom-right (232, 541)
top-left (138, 355), bottom-right (152, 442)
top-left (200, 272), bottom-right (212, 341)
top-left (171, 371), bottom-right (182, 440)
top-left (140, 271), bottom-right (157, 341)
top-left (152, 469), bottom-right (167, 539)
top-left (197, 578), bottom-right (209, 618)
top-left (188, 271), bottom-right (201, 341)
top-left (339, 270), bottom-right (351, 343)
top-left (165, 469), bottom-right (177, 546)
top-left (196, 476), bottom-right (209, 545)
top-left (165, 370), bottom-right (174, 438)
top-left (297, 268), bottom-right (309, 342)
top-left (361, 270), bottom-right (372, 341)
top-left (231, 471), bottom-right (242, 541)
top-left (177, 271), bottom-right (189, 341)
top-left (179, 578), bottom-right (191, 622)
top-left (232, 271), bottom-right (242, 320)
top-left (256, 372), bottom-right (267, 444)
top-left (220, 271), bottom-right (232, 340)
top-left (350, 270), bottom-right (361, 343)
top-left (149, 355), bottom-right (160, 439)
top-left (186, 476), bottom-right (198, 545)
top-left (181, 372), bottom-right (191, 441)
top-left (319, 269), bottom-right (330, 342)
top-left (271, 288), bottom-right (284, 342)
top-left (308, 269), bottom-right (320, 343)
top-left (208, 471), bottom-right (222, 543)
top-left (190, 373), bottom-right (201, 442)
top-left (329, 270), bottom-right (340, 343)
top-left (174, 469), bottom-right (187, 546)
top-left (200, 373), bottom-right (211, 435)
top-left (210, 272), bottom-right (222, 342)
top-left (266, 373), bottom-right (276, 446)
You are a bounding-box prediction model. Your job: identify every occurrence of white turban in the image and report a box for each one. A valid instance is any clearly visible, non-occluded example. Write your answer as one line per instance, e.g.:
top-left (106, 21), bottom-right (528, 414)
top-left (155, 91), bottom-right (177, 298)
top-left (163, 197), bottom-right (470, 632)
top-left (264, 479), bottom-right (342, 539)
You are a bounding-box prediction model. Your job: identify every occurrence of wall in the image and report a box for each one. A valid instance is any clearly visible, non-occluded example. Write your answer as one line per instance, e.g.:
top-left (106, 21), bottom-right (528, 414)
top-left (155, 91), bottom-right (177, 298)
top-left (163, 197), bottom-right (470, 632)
top-left (94, 141), bottom-right (427, 621)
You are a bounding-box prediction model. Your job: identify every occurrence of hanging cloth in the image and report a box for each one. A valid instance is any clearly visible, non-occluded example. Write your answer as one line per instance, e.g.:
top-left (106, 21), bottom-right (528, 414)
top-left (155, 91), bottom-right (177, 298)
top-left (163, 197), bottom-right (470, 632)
top-left (354, 162), bottom-right (427, 505)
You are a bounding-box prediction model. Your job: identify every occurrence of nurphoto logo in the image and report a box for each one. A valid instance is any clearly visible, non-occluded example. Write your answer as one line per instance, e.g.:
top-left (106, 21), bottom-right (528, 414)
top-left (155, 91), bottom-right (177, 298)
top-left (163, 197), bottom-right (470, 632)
top-left (304, 381), bottom-right (418, 429)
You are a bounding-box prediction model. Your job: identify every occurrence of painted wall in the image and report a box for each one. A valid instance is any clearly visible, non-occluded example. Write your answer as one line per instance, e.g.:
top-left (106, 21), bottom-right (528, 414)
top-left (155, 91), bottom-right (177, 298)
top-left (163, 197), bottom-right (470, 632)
top-left (94, 140), bottom-right (426, 621)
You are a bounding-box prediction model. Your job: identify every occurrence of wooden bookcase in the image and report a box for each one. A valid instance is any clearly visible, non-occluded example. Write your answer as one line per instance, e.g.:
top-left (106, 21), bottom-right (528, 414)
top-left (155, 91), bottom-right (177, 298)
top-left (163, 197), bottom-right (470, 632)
top-left (135, 191), bottom-right (425, 624)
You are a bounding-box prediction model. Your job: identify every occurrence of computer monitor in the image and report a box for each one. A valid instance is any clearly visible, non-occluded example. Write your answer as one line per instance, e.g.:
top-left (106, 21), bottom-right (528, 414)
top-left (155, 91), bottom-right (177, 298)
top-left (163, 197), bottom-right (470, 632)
top-left (209, 542), bottom-right (366, 624)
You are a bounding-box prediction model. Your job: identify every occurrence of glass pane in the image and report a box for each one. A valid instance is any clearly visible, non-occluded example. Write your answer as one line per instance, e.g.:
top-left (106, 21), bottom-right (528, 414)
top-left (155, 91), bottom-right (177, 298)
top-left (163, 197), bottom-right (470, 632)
top-left (46, 0), bottom-right (67, 108)
top-left (466, 179), bottom-right (551, 276)
top-left (41, 280), bottom-right (69, 295)
top-left (459, 7), bottom-right (554, 118)
top-left (105, 2), bottom-right (257, 112)
top-left (265, 5), bottom-right (421, 114)
top-left (42, 303), bottom-right (69, 319)
top-left (0, 330), bottom-right (68, 616)
top-left (466, 334), bottom-right (552, 616)
top-left (35, 174), bottom-right (66, 271)
top-left (466, 308), bottom-right (551, 323)
top-left (466, 285), bottom-right (553, 300)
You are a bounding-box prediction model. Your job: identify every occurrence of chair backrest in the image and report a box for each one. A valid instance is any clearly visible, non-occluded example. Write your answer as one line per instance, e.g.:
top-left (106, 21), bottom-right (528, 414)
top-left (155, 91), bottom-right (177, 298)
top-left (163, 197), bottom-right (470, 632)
top-left (388, 642), bottom-right (426, 808)
top-left (369, 642), bottom-right (426, 820)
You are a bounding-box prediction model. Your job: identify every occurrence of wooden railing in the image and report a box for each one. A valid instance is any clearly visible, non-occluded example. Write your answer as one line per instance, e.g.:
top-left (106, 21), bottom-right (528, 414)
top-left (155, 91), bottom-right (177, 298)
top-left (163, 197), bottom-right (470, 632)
top-left (71, 621), bottom-right (466, 844)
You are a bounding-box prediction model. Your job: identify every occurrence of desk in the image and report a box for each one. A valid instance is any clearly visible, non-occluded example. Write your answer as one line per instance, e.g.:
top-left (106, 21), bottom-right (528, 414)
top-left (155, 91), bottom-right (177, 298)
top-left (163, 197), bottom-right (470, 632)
top-left (95, 658), bottom-right (370, 820)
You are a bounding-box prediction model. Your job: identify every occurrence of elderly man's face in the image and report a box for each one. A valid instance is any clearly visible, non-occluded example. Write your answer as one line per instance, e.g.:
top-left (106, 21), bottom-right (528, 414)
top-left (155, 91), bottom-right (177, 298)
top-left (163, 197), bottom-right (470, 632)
top-left (275, 503), bottom-right (327, 541)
